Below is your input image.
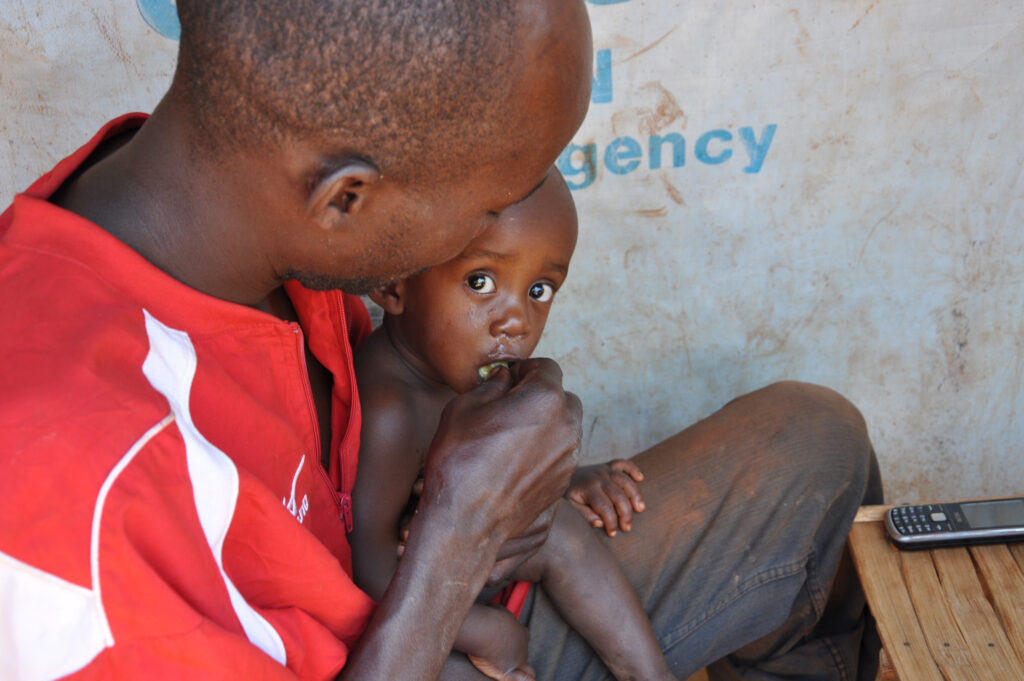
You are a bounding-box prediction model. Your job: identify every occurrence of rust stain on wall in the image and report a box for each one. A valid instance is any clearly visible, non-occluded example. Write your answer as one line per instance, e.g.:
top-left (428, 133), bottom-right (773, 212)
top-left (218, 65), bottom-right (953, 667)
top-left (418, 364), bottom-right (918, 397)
top-left (659, 173), bottom-right (686, 206)
top-left (90, 7), bottom-right (141, 78)
top-left (637, 82), bottom-right (686, 137)
top-left (619, 26), bottom-right (678, 65)
top-left (849, 1), bottom-right (879, 32)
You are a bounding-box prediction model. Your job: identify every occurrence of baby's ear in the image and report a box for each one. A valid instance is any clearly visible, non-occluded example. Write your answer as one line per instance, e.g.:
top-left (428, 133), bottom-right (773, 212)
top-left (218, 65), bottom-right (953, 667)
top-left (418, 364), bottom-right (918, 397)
top-left (368, 281), bottom-right (405, 315)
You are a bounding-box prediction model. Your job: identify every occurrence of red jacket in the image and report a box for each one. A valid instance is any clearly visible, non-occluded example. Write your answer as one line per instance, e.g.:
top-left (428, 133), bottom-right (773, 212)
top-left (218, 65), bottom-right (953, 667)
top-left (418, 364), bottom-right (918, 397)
top-left (0, 114), bottom-right (375, 680)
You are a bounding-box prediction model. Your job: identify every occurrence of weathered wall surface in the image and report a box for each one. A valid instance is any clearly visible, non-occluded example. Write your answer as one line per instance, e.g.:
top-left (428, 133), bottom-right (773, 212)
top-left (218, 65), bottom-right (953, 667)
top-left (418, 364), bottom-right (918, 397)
top-left (3, 1), bottom-right (1022, 503)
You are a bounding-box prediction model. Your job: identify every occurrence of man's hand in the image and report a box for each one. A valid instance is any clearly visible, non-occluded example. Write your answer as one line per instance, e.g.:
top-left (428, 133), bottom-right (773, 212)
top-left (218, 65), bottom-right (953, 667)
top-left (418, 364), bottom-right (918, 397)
top-left (566, 460), bottom-right (646, 536)
top-left (419, 358), bottom-right (582, 546)
top-left (486, 503), bottom-right (556, 585)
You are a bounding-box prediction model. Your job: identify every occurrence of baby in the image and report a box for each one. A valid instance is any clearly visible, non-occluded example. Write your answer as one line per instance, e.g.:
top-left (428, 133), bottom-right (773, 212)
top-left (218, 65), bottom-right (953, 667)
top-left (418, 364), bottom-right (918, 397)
top-left (350, 168), bottom-right (674, 681)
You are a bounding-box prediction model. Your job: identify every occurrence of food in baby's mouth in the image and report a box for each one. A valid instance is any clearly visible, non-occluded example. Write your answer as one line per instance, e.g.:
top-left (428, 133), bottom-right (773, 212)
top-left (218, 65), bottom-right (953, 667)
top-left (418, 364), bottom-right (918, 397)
top-left (478, 361), bottom-right (511, 380)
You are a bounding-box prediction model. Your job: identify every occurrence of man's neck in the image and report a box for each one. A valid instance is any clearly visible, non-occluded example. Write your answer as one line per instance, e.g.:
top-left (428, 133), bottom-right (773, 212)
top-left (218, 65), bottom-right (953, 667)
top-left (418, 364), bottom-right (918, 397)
top-left (52, 98), bottom-right (280, 309)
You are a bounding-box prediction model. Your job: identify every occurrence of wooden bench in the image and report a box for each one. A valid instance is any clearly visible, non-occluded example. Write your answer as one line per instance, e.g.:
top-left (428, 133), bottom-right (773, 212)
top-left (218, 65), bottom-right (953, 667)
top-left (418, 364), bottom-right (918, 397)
top-left (849, 505), bottom-right (1024, 681)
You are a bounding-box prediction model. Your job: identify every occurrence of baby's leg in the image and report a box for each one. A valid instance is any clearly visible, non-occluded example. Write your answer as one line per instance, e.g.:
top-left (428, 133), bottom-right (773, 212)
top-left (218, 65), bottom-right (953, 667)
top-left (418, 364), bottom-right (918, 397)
top-left (514, 499), bottom-right (674, 681)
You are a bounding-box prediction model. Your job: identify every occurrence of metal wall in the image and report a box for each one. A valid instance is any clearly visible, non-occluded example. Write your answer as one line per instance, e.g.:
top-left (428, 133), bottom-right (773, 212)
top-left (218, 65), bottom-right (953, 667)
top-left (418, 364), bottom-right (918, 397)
top-left (4, 1), bottom-right (1023, 503)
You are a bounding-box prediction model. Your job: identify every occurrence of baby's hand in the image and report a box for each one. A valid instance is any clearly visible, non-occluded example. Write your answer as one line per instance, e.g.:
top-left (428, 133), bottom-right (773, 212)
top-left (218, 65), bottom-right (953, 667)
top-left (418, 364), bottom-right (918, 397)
top-left (565, 459), bottom-right (645, 536)
top-left (466, 605), bottom-right (535, 681)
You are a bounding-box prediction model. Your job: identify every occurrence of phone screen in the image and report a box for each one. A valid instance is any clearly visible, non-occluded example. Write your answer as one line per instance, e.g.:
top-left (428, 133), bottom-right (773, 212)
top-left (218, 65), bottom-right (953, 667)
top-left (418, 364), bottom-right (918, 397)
top-left (962, 498), bottom-right (1024, 529)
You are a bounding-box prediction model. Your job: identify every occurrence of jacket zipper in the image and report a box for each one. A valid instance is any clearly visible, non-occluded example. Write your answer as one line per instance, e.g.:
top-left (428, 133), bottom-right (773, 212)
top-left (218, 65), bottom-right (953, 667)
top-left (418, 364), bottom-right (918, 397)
top-left (331, 293), bottom-right (356, 533)
top-left (292, 323), bottom-right (352, 531)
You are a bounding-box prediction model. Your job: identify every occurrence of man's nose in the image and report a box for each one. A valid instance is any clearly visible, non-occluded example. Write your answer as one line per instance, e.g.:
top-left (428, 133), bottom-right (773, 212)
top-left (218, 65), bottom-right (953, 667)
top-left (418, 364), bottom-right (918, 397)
top-left (489, 297), bottom-right (529, 338)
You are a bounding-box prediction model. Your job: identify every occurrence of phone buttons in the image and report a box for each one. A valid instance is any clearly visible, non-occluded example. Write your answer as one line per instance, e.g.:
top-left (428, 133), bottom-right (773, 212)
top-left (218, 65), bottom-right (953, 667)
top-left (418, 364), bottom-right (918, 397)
top-left (930, 512), bottom-right (948, 522)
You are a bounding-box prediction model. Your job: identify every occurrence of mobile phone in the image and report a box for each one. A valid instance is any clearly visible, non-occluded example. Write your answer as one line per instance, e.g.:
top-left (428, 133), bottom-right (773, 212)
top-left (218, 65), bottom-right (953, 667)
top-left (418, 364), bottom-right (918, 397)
top-left (885, 497), bottom-right (1024, 550)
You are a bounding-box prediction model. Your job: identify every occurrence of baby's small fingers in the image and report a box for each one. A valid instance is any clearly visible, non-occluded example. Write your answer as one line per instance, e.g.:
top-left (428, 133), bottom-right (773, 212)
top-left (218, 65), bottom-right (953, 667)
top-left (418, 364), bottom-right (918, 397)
top-left (611, 472), bottom-right (646, 513)
top-left (567, 495), bottom-right (604, 528)
top-left (604, 482), bottom-right (636, 531)
top-left (608, 458), bottom-right (645, 482)
top-left (583, 492), bottom-right (620, 536)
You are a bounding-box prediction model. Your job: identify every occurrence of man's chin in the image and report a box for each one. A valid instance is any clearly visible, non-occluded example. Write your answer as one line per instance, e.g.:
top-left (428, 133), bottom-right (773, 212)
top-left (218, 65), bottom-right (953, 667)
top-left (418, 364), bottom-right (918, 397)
top-left (283, 268), bottom-right (425, 295)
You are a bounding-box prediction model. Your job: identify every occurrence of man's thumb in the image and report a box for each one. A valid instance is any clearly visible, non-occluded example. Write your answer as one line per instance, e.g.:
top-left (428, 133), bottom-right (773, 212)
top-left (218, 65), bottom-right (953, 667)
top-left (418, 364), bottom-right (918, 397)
top-left (469, 365), bottom-right (513, 402)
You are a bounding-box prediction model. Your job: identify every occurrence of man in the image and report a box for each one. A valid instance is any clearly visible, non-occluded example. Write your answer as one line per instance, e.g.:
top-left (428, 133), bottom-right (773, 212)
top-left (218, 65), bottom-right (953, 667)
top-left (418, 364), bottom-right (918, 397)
top-left (0, 1), bottom-right (881, 680)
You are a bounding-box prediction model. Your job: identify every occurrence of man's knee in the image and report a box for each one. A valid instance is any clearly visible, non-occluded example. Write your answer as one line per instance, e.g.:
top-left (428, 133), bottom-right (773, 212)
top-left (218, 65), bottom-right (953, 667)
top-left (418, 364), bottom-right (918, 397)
top-left (735, 381), bottom-right (877, 501)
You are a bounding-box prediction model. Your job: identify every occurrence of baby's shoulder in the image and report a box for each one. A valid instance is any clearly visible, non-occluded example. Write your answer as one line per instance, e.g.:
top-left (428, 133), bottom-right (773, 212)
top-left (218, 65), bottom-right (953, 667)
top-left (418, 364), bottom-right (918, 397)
top-left (356, 330), bottom-right (421, 409)
top-left (355, 328), bottom-right (439, 454)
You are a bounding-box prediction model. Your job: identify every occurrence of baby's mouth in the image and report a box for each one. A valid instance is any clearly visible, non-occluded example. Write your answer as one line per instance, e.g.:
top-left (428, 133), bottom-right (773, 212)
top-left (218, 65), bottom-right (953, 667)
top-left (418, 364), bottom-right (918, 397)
top-left (477, 360), bottom-right (513, 381)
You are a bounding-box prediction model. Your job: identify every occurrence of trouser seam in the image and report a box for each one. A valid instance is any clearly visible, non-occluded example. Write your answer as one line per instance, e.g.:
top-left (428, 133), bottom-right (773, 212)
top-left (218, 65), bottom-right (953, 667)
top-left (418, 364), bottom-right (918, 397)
top-left (806, 548), bottom-right (852, 681)
top-left (823, 633), bottom-right (850, 681)
top-left (659, 556), bottom-right (807, 653)
top-left (805, 549), bottom-right (828, 618)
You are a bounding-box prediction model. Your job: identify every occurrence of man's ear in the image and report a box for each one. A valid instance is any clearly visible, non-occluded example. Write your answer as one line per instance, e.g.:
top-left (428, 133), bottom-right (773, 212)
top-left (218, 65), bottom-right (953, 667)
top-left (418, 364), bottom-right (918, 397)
top-left (305, 160), bottom-right (381, 230)
top-left (368, 281), bottom-right (406, 316)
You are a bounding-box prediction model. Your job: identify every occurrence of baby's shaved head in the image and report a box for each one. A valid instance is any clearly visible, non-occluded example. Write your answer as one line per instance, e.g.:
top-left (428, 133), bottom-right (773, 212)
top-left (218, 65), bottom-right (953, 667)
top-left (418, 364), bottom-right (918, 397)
top-left (173, 0), bottom-right (518, 176)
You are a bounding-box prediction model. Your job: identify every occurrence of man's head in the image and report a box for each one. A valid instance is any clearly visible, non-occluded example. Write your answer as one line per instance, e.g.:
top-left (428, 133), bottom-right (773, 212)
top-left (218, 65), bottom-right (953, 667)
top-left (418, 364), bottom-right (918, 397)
top-left (167, 0), bottom-right (592, 295)
top-left (371, 168), bottom-right (578, 394)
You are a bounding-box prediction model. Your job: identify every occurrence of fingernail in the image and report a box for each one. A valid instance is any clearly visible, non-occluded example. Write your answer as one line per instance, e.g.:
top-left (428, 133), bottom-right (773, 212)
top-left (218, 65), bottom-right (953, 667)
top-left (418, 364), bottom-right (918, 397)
top-left (592, 519), bottom-right (603, 527)
top-left (608, 530), bottom-right (617, 537)
top-left (637, 502), bottom-right (645, 511)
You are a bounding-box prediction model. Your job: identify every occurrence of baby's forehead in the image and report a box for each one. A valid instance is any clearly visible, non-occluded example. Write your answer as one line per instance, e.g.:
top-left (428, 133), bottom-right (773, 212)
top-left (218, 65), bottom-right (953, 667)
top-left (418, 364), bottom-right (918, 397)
top-left (494, 173), bottom-right (578, 237)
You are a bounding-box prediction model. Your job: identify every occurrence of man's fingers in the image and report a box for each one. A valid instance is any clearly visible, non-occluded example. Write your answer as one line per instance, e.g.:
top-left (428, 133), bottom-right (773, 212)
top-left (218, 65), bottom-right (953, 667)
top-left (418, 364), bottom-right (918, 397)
top-left (411, 477), bottom-right (424, 497)
top-left (494, 532), bottom-right (545, 561)
top-left (488, 550), bottom-right (539, 585)
top-left (466, 365), bottom-right (514, 403)
top-left (512, 663), bottom-right (537, 681)
top-left (494, 504), bottom-right (555, 561)
top-left (506, 356), bottom-right (563, 390)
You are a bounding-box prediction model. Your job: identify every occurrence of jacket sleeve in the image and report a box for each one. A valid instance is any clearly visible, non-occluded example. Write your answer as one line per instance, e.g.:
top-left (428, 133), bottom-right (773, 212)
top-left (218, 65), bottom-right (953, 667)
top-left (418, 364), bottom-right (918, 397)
top-left (1, 418), bottom-right (373, 681)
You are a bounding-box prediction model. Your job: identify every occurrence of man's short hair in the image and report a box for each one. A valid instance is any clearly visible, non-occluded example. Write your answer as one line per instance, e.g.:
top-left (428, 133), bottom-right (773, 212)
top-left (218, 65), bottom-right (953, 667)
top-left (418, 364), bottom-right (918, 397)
top-left (174, 0), bottom-right (516, 177)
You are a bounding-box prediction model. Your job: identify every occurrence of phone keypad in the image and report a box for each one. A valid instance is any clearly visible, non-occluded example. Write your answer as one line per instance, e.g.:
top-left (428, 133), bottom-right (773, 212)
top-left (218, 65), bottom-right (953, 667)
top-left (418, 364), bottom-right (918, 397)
top-left (890, 504), bottom-right (951, 535)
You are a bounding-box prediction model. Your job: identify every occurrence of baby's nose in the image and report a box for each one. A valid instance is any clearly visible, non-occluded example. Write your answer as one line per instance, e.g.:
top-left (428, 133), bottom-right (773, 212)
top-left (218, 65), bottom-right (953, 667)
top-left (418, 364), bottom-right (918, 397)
top-left (489, 299), bottom-right (529, 338)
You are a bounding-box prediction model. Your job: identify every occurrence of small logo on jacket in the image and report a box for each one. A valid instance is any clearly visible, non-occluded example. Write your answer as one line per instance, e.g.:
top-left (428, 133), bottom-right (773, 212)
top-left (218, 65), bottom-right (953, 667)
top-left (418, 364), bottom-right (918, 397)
top-left (283, 454), bottom-right (310, 523)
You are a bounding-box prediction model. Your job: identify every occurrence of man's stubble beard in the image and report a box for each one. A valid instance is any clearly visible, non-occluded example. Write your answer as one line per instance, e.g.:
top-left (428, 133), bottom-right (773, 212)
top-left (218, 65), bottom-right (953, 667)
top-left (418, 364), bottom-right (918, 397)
top-left (283, 265), bottom-right (428, 296)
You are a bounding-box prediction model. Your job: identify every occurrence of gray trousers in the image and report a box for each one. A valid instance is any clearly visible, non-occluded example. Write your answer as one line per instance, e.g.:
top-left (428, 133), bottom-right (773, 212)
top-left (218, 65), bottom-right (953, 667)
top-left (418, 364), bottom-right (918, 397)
top-left (522, 382), bottom-right (884, 681)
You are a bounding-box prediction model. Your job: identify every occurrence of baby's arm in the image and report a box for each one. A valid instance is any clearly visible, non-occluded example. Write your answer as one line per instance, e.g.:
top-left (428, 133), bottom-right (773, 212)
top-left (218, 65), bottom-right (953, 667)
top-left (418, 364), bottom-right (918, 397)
top-left (458, 605), bottom-right (535, 681)
top-left (566, 459), bottom-right (646, 536)
top-left (348, 387), bottom-right (430, 601)
top-left (514, 499), bottom-right (675, 681)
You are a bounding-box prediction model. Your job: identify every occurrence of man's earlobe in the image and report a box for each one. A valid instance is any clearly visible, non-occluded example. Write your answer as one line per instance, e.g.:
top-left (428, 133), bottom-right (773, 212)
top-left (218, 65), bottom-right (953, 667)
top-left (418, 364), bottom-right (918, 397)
top-left (306, 160), bottom-right (381, 230)
top-left (368, 282), bottom-right (406, 315)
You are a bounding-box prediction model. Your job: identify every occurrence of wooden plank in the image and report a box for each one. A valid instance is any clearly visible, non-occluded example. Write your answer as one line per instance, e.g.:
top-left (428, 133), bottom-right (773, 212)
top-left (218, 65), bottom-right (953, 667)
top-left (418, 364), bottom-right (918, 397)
top-left (848, 521), bottom-right (944, 681)
top-left (1009, 543), bottom-right (1024, 573)
top-left (933, 548), bottom-right (1024, 679)
top-left (856, 505), bottom-right (890, 523)
top-left (876, 647), bottom-right (899, 681)
top-left (970, 544), bottom-right (1024, 672)
top-left (899, 548), bottom-right (981, 681)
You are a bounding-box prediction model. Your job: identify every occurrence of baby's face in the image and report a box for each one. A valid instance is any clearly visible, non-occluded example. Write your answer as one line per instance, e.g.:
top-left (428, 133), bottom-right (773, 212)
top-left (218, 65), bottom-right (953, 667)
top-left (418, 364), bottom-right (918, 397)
top-left (393, 174), bottom-right (578, 394)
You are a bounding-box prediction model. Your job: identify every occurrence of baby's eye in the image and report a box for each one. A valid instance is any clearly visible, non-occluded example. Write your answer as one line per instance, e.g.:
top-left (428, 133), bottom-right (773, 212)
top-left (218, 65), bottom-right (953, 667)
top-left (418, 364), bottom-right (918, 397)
top-left (467, 273), bottom-right (496, 293)
top-left (529, 282), bottom-right (555, 303)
